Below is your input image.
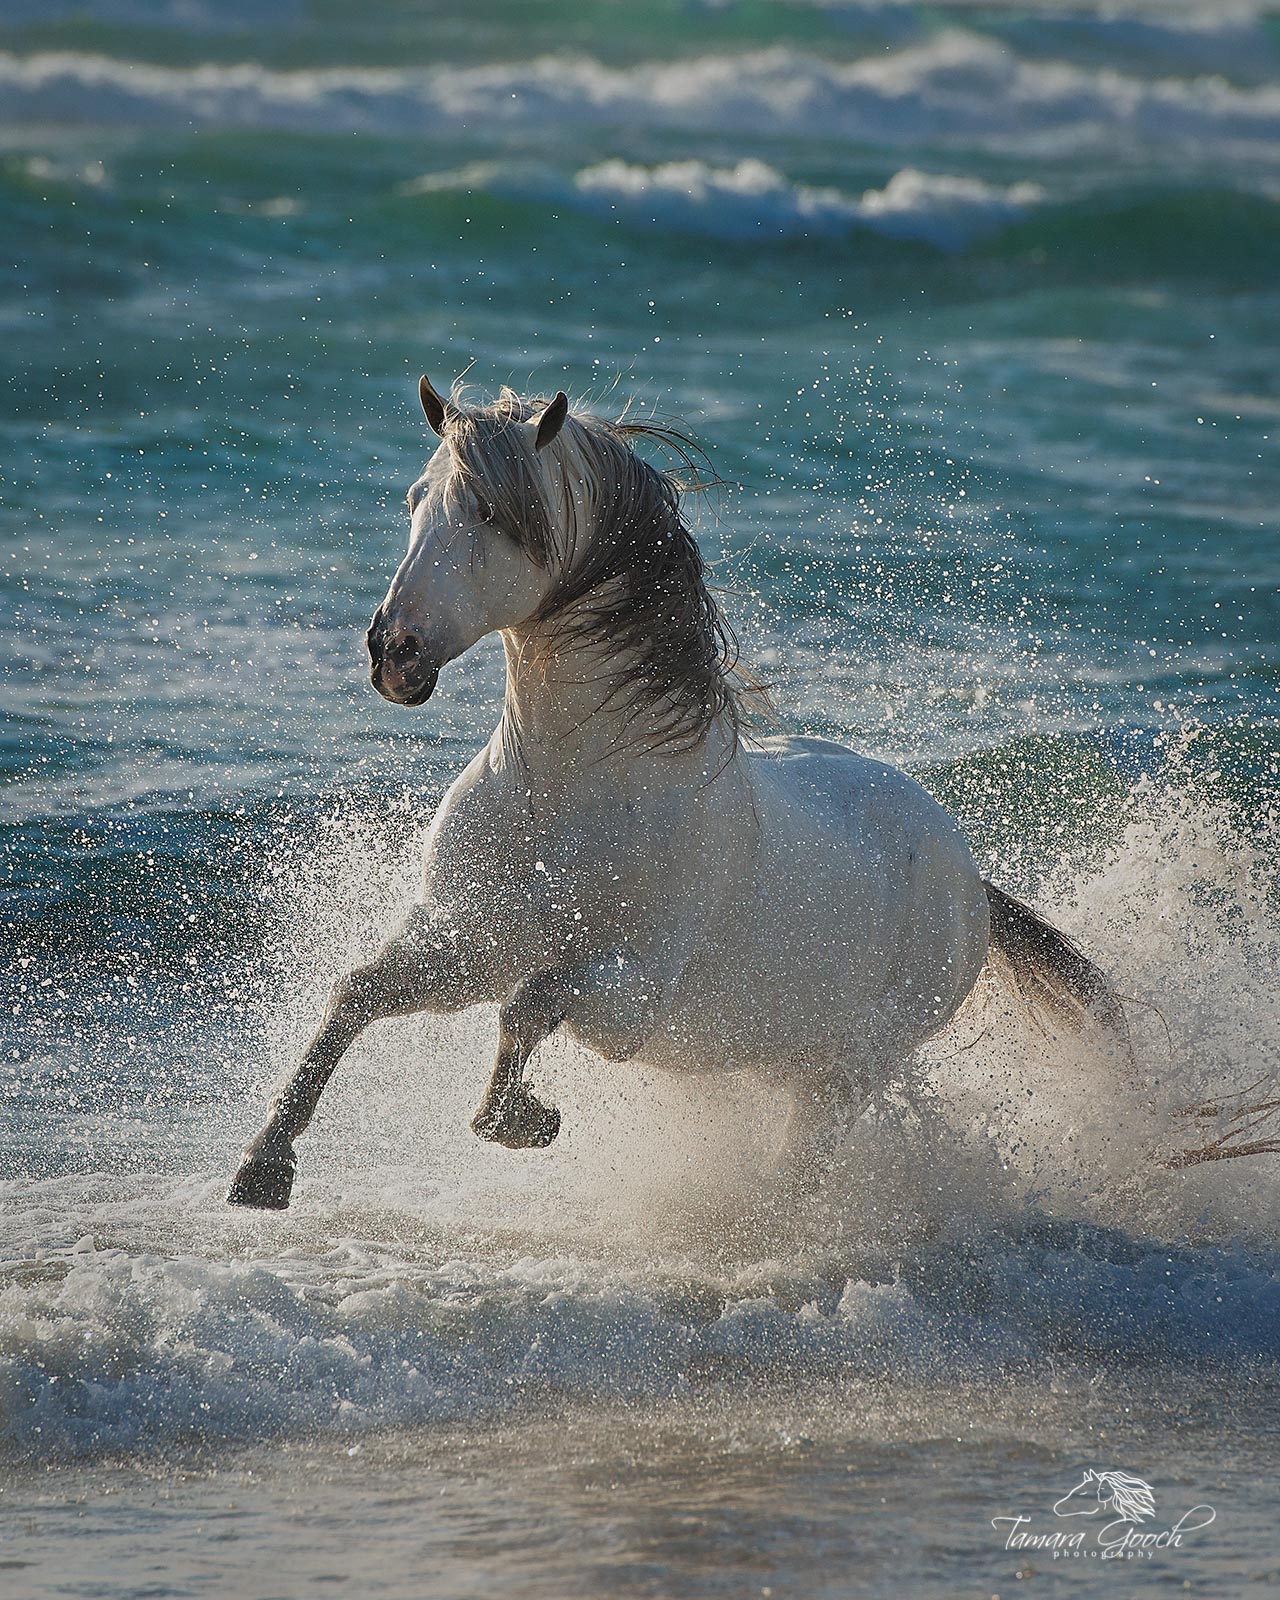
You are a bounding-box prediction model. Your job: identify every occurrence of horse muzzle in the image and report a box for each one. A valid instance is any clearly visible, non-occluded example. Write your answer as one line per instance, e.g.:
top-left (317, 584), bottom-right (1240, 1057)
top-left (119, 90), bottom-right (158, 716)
top-left (367, 610), bottom-right (442, 706)
top-left (373, 661), bottom-right (440, 705)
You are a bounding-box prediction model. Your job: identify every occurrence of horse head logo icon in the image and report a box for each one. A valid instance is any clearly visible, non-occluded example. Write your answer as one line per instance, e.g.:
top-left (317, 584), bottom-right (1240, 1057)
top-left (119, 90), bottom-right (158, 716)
top-left (1054, 1469), bottom-right (1156, 1524)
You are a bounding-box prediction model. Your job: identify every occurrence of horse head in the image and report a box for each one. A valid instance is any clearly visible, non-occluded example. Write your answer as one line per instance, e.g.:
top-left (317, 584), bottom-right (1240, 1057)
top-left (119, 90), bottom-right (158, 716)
top-left (369, 375), bottom-right (746, 750)
top-left (367, 377), bottom-right (570, 706)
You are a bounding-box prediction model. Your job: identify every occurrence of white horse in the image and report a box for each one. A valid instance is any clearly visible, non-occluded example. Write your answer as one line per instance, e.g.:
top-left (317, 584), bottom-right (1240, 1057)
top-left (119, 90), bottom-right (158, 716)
top-left (226, 380), bottom-right (1144, 1211)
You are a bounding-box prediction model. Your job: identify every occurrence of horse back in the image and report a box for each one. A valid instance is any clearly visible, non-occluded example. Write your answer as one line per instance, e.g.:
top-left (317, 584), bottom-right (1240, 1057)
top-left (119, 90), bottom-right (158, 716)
top-left (659, 735), bottom-right (989, 1070)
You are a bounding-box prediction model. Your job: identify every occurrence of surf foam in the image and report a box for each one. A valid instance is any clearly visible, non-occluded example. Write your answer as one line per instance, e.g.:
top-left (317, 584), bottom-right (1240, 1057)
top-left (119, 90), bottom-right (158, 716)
top-left (562, 158), bottom-right (1042, 247)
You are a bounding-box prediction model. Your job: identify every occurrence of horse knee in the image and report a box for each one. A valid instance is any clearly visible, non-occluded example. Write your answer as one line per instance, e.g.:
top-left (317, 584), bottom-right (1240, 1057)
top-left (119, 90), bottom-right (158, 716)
top-left (328, 973), bottom-right (356, 1006)
top-left (327, 962), bottom-right (399, 1024)
top-left (328, 970), bottom-right (373, 1015)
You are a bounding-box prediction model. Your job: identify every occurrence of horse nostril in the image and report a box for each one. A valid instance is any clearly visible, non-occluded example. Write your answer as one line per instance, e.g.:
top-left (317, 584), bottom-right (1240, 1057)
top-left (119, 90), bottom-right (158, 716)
top-left (390, 634), bottom-right (422, 667)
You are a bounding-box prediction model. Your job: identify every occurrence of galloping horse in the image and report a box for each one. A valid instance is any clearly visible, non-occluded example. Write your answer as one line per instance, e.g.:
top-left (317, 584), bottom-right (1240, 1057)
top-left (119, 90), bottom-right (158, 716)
top-left (226, 380), bottom-right (1142, 1211)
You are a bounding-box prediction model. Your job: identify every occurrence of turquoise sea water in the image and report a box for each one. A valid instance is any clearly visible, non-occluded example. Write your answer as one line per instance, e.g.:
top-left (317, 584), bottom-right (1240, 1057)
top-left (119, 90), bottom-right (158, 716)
top-left (1, 3), bottom-right (1279, 1597)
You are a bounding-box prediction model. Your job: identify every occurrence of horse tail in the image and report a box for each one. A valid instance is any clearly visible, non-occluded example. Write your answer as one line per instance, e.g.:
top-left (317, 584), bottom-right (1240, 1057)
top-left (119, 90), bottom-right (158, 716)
top-left (982, 882), bottom-right (1280, 1169)
top-left (983, 881), bottom-right (1134, 1065)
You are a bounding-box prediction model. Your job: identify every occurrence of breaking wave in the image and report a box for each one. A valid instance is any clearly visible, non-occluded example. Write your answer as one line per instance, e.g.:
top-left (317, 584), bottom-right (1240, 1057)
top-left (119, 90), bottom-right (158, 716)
top-left (570, 160), bottom-right (1043, 248)
top-left (4, 32), bottom-right (1280, 158)
top-left (401, 158), bottom-right (1043, 248)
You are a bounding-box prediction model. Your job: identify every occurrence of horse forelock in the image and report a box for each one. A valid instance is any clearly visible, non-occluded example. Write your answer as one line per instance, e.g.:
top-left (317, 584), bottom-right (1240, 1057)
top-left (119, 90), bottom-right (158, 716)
top-left (445, 390), bottom-right (559, 566)
top-left (441, 389), bottom-right (760, 752)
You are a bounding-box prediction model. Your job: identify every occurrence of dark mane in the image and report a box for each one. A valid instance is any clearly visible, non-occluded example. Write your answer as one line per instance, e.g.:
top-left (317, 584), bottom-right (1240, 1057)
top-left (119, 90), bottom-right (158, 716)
top-left (445, 388), bottom-right (762, 752)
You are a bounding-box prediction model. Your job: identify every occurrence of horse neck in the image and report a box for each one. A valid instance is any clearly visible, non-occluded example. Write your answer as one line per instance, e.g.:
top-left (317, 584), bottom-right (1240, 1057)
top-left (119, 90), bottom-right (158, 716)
top-left (497, 624), bottom-right (733, 790)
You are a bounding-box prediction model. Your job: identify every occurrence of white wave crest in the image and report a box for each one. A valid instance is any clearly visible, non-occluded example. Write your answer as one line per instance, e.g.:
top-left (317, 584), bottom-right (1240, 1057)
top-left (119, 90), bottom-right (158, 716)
top-left (2, 32), bottom-right (1280, 157)
top-left (564, 158), bottom-right (1043, 247)
top-left (572, 156), bottom-right (859, 239)
top-left (857, 166), bottom-right (1045, 245)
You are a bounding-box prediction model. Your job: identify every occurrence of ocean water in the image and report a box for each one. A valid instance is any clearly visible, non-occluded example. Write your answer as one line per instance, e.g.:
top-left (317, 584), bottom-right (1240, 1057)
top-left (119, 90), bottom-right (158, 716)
top-left (2, 1), bottom-right (1280, 1595)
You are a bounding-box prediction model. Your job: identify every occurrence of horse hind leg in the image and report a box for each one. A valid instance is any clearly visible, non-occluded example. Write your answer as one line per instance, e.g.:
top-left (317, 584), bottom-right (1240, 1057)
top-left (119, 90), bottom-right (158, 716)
top-left (777, 1061), bottom-right (875, 1192)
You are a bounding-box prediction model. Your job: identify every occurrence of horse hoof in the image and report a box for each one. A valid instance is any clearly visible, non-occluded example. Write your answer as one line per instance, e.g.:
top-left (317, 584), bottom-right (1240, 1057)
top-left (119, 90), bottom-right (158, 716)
top-left (227, 1150), bottom-right (296, 1210)
top-left (518, 1101), bottom-right (560, 1149)
top-left (471, 1095), bottom-right (561, 1151)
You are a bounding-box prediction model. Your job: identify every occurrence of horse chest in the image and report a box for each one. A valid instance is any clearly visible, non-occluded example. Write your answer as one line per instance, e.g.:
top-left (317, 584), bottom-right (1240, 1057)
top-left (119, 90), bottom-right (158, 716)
top-left (421, 773), bottom-right (681, 988)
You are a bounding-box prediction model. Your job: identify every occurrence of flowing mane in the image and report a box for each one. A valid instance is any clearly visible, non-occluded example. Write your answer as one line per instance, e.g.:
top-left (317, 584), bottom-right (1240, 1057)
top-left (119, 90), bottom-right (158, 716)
top-left (442, 387), bottom-right (755, 752)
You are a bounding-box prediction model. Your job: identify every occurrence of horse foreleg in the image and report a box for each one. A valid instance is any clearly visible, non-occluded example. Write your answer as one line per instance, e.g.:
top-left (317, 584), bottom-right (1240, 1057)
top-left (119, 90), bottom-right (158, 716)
top-left (472, 952), bottom-right (661, 1150)
top-left (227, 911), bottom-right (476, 1209)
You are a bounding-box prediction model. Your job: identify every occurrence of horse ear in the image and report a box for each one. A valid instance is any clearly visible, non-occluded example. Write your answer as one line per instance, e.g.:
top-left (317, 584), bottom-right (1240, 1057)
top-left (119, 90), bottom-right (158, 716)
top-left (419, 375), bottom-right (448, 437)
top-left (533, 391), bottom-right (569, 451)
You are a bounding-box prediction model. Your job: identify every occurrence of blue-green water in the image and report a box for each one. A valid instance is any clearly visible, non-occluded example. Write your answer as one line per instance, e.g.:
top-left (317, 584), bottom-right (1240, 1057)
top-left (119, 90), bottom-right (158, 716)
top-left (1, 4), bottom-right (1279, 1597)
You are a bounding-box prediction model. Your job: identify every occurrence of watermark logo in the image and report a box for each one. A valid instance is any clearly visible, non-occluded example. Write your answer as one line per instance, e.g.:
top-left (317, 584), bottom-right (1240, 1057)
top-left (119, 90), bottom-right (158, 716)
top-left (992, 1468), bottom-right (1215, 1561)
top-left (1053, 1469), bottom-right (1156, 1524)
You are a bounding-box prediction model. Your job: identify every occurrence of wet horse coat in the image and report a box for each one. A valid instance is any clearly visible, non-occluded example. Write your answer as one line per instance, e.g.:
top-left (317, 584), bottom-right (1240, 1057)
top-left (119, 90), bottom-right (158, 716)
top-left (226, 383), bottom-right (1110, 1210)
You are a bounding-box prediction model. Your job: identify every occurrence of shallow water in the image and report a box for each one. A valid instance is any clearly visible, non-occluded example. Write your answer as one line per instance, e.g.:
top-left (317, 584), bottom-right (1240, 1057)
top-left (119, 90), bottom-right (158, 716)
top-left (6, 1385), bottom-right (1279, 1599)
top-left (2, 0), bottom-right (1280, 1595)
